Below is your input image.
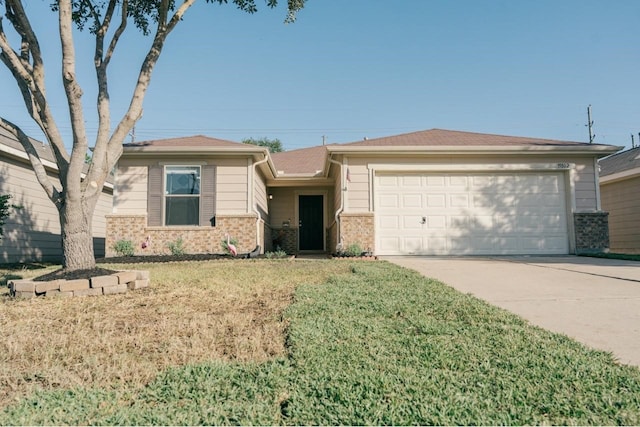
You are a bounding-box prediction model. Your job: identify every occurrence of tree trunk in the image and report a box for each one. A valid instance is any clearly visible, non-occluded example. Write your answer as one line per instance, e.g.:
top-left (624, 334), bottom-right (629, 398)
top-left (59, 198), bottom-right (96, 271)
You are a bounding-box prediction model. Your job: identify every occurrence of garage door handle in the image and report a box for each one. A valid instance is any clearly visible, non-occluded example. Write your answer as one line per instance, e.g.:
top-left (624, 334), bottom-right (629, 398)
top-left (420, 217), bottom-right (426, 224)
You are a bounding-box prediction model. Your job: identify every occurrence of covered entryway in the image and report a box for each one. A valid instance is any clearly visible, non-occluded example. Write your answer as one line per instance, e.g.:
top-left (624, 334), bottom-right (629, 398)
top-left (375, 171), bottom-right (569, 255)
top-left (298, 195), bottom-right (324, 251)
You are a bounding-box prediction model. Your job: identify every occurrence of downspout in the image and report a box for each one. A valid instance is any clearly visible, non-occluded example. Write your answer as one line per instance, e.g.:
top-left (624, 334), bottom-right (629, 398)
top-left (328, 155), bottom-right (345, 252)
top-left (252, 152), bottom-right (270, 252)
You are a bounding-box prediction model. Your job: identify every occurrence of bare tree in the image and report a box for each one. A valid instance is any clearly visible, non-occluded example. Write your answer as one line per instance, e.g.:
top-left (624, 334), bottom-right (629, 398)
top-left (0, 0), bottom-right (305, 272)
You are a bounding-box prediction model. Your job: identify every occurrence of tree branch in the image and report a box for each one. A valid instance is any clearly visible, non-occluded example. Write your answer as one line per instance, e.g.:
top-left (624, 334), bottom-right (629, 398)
top-left (0, 118), bottom-right (62, 209)
top-left (1, 3), bottom-right (70, 175)
top-left (58, 0), bottom-right (89, 199)
top-left (106, 0), bottom-right (196, 163)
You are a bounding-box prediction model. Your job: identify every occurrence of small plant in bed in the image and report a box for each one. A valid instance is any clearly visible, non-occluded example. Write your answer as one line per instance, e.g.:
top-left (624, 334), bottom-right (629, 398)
top-left (167, 237), bottom-right (186, 256)
top-left (112, 239), bottom-right (135, 257)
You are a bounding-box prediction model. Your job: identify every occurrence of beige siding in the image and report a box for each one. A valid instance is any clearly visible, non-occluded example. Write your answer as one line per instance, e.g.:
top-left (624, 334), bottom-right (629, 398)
top-left (115, 156), bottom-right (252, 218)
top-left (601, 176), bottom-right (640, 251)
top-left (269, 187), bottom-right (297, 227)
top-left (0, 155), bottom-right (112, 263)
top-left (343, 155), bottom-right (599, 213)
top-left (216, 159), bottom-right (249, 214)
top-left (254, 168), bottom-right (268, 220)
top-left (114, 163), bottom-right (148, 214)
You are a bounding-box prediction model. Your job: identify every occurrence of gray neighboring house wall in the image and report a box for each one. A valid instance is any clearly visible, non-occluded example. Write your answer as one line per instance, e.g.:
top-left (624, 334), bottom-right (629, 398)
top-left (599, 147), bottom-right (640, 253)
top-left (0, 125), bottom-right (113, 263)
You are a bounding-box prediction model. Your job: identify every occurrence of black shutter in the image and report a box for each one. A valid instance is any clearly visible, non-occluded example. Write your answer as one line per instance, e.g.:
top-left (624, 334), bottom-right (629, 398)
top-left (200, 165), bottom-right (216, 226)
top-left (147, 165), bottom-right (163, 226)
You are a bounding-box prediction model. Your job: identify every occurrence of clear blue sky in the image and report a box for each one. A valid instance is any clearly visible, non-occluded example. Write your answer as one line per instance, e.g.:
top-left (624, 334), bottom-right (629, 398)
top-left (1, 0), bottom-right (639, 151)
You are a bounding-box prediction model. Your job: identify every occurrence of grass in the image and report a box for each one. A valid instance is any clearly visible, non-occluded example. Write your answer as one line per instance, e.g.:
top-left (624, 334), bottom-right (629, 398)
top-left (1, 261), bottom-right (640, 425)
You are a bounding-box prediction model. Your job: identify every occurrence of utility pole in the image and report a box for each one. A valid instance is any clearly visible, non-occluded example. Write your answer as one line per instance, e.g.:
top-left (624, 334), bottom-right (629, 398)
top-left (586, 105), bottom-right (595, 143)
top-left (322, 135), bottom-right (326, 146)
top-left (632, 133), bottom-right (635, 149)
top-left (129, 126), bottom-right (136, 143)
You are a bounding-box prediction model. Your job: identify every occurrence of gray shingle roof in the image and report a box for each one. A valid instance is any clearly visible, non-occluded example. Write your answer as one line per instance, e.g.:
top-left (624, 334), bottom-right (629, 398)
top-left (0, 123), bottom-right (56, 164)
top-left (123, 135), bottom-right (245, 148)
top-left (342, 128), bottom-right (598, 147)
top-left (599, 147), bottom-right (640, 177)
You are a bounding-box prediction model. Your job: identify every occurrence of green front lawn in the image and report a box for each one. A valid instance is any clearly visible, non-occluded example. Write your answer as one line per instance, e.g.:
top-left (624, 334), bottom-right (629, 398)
top-left (2, 261), bottom-right (639, 425)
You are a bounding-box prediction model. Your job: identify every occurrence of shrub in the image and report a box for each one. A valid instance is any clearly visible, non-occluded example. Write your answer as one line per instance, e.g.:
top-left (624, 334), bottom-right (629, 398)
top-left (0, 195), bottom-right (11, 239)
top-left (265, 248), bottom-right (288, 259)
top-left (112, 239), bottom-right (134, 257)
top-left (0, 194), bottom-right (22, 240)
top-left (344, 243), bottom-right (363, 257)
top-left (167, 237), bottom-right (185, 255)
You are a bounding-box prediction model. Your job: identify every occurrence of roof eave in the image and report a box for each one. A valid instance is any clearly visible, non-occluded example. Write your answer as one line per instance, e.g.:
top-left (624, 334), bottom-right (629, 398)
top-left (123, 145), bottom-right (267, 155)
top-left (326, 145), bottom-right (623, 156)
top-left (600, 166), bottom-right (640, 184)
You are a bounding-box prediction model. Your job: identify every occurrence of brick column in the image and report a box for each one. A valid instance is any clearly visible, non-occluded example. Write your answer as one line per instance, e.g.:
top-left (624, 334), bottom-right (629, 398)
top-left (574, 211), bottom-right (610, 254)
top-left (340, 213), bottom-right (375, 253)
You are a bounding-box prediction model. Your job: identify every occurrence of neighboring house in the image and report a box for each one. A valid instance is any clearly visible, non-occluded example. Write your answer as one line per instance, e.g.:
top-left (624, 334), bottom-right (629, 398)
top-left (107, 129), bottom-right (619, 257)
top-left (0, 125), bottom-right (113, 263)
top-left (599, 147), bottom-right (640, 253)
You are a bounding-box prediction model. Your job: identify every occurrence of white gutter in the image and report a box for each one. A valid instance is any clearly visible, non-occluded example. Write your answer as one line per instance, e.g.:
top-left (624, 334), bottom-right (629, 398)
top-left (251, 151), bottom-right (270, 252)
top-left (328, 155), bottom-right (345, 253)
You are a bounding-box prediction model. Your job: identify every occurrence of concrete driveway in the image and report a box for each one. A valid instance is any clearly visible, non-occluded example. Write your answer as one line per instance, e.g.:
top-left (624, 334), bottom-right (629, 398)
top-left (383, 256), bottom-right (640, 367)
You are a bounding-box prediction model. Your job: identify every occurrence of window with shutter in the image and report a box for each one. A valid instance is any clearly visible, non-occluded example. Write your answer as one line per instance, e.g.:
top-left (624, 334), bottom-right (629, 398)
top-left (200, 165), bottom-right (216, 226)
top-left (148, 164), bottom-right (214, 226)
top-left (147, 165), bottom-right (163, 226)
top-left (165, 166), bottom-right (200, 226)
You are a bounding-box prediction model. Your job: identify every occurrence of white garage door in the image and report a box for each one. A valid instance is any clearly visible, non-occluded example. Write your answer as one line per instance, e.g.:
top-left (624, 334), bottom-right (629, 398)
top-left (375, 172), bottom-right (569, 255)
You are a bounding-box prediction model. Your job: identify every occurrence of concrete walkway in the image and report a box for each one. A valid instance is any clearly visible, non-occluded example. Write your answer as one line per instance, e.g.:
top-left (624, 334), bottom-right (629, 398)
top-left (382, 256), bottom-right (640, 367)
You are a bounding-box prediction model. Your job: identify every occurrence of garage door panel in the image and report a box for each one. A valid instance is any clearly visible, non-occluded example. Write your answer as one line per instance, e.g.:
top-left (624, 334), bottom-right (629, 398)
top-left (425, 176), bottom-right (445, 187)
top-left (376, 171), bottom-right (568, 255)
top-left (427, 194), bottom-right (446, 207)
top-left (378, 194), bottom-right (399, 209)
top-left (378, 176), bottom-right (399, 187)
top-left (448, 176), bottom-right (468, 187)
top-left (402, 194), bottom-right (422, 208)
top-left (427, 216), bottom-right (446, 229)
top-left (449, 194), bottom-right (470, 207)
top-left (402, 176), bottom-right (422, 187)
top-left (403, 216), bottom-right (424, 229)
top-left (378, 216), bottom-right (399, 230)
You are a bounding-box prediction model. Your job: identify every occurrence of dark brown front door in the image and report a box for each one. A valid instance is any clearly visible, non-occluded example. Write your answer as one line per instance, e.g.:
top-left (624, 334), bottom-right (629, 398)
top-left (299, 195), bottom-right (324, 251)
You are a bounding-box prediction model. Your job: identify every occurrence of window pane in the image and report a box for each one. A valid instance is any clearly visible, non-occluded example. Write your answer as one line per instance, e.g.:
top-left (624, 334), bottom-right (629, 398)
top-left (166, 166), bottom-right (200, 195)
top-left (165, 197), bottom-right (199, 225)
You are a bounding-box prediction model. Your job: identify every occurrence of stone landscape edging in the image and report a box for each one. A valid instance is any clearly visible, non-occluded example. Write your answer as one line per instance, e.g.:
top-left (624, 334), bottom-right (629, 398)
top-left (8, 270), bottom-right (150, 299)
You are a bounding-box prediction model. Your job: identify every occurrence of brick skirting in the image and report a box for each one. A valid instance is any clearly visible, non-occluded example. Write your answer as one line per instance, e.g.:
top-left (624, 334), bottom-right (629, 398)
top-left (340, 213), bottom-right (375, 253)
top-left (106, 214), bottom-right (259, 257)
top-left (574, 211), bottom-right (610, 254)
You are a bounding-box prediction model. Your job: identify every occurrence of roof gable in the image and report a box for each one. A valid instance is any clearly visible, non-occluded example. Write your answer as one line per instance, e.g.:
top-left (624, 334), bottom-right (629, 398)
top-left (124, 135), bottom-right (246, 148)
top-left (341, 128), bottom-right (600, 147)
top-left (271, 145), bottom-right (331, 176)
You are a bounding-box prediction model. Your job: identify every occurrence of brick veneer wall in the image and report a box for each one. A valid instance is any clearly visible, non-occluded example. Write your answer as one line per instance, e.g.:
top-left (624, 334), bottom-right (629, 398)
top-left (270, 227), bottom-right (297, 255)
top-left (106, 214), bottom-right (258, 257)
top-left (574, 211), bottom-right (610, 254)
top-left (340, 213), bottom-right (375, 253)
